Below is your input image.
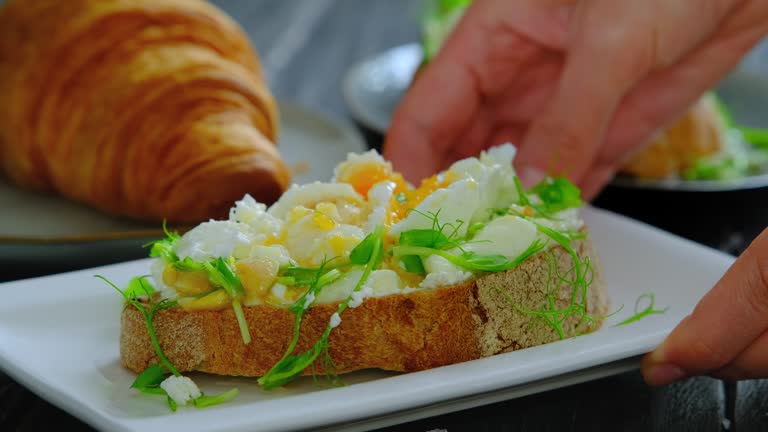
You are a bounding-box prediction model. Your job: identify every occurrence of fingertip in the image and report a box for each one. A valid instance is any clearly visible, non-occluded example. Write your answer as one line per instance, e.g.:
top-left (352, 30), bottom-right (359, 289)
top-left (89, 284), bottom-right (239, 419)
top-left (641, 362), bottom-right (688, 387)
top-left (518, 166), bottom-right (546, 188)
top-left (640, 341), bottom-right (689, 387)
top-left (578, 165), bottom-right (617, 201)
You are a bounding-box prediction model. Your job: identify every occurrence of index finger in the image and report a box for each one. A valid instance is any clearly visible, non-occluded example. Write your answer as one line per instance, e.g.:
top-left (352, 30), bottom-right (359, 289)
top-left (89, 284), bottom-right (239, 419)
top-left (382, 16), bottom-right (484, 183)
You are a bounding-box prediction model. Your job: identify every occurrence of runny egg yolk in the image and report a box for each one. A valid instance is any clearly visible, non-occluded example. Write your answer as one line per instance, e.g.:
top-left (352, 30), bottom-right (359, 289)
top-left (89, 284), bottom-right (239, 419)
top-left (390, 173), bottom-right (455, 222)
top-left (337, 161), bottom-right (408, 197)
top-left (337, 161), bottom-right (460, 225)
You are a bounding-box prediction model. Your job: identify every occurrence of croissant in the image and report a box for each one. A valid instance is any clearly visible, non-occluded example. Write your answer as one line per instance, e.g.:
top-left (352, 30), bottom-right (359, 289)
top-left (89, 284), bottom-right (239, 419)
top-left (0, 0), bottom-right (290, 224)
top-left (619, 94), bottom-right (727, 179)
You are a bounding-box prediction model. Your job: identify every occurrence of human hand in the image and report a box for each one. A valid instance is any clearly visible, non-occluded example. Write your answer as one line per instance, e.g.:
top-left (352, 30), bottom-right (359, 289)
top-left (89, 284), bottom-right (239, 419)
top-left (641, 227), bottom-right (768, 385)
top-left (384, 0), bottom-right (768, 199)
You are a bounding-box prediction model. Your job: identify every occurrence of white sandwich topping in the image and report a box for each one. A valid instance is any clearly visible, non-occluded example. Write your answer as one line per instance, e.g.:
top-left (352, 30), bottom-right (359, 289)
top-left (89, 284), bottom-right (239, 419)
top-left (420, 255), bottom-right (473, 289)
top-left (160, 375), bottom-right (202, 406)
top-left (149, 143), bottom-right (584, 310)
top-left (329, 312), bottom-right (342, 328)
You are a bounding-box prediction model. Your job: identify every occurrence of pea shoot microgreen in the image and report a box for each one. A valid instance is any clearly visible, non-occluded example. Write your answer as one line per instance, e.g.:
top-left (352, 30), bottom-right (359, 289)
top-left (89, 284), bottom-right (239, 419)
top-left (393, 208), bottom-right (545, 273)
top-left (144, 222), bottom-right (253, 345)
top-left (277, 260), bottom-right (348, 286)
top-left (512, 175), bottom-right (583, 220)
top-left (193, 388), bottom-right (240, 408)
top-left (494, 183), bottom-right (667, 338)
top-left (98, 275), bottom-right (239, 411)
top-left (98, 275), bottom-right (180, 376)
top-left (258, 258), bottom-right (339, 389)
top-left (145, 220), bottom-right (181, 263)
top-left (528, 176), bottom-right (583, 214)
top-left (615, 293), bottom-right (669, 326)
top-left (393, 240), bottom-right (546, 273)
top-left (258, 225), bottom-right (386, 389)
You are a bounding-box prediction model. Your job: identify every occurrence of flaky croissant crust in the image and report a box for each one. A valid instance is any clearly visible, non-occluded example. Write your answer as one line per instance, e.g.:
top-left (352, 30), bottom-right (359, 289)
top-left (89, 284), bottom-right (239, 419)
top-left (0, 0), bottom-right (290, 224)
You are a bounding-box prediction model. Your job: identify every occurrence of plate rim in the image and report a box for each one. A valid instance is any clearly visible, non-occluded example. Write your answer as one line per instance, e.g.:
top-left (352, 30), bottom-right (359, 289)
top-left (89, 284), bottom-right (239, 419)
top-left (341, 42), bottom-right (422, 134)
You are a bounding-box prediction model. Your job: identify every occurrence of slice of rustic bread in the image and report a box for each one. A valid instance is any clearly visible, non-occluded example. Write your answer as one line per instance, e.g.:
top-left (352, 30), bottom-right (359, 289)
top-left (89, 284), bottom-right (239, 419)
top-left (120, 236), bottom-right (609, 377)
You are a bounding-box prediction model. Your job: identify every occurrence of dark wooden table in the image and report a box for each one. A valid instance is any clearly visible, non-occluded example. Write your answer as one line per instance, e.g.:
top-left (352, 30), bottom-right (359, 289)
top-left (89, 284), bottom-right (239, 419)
top-left (2, 0), bottom-right (767, 430)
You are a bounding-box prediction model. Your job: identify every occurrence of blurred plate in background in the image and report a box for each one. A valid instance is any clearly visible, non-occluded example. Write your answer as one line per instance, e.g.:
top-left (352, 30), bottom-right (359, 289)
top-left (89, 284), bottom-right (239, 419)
top-left (0, 101), bottom-right (366, 273)
top-left (343, 43), bottom-right (421, 135)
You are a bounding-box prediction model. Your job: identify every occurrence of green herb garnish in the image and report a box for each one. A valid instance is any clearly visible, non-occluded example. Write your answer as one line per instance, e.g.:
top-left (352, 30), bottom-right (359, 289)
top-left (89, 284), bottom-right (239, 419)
top-left (123, 276), bottom-right (155, 299)
top-left (497, 215), bottom-right (598, 339)
top-left (466, 221), bottom-right (486, 239)
top-left (529, 177), bottom-right (583, 214)
top-left (511, 175), bottom-right (582, 219)
top-left (193, 388), bottom-right (240, 408)
top-left (740, 127), bottom-right (768, 149)
top-left (401, 254), bottom-right (426, 274)
top-left (393, 208), bottom-right (544, 273)
top-left (146, 221), bottom-right (181, 263)
top-left (615, 293), bottom-right (669, 326)
top-left (395, 209), bottom-right (476, 273)
top-left (100, 275), bottom-right (240, 411)
top-left (131, 364), bottom-right (166, 390)
top-left (258, 258), bottom-right (339, 389)
top-left (393, 239), bottom-right (545, 273)
top-left (98, 275), bottom-right (180, 376)
top-left (277, 260), bottom-right (350, 287)
top-left (143, 222), bottom-right (254, 345)
top-left (201, 257), bottom-right (251, 345)
top-left (259, 226), bottom-right (386, 389)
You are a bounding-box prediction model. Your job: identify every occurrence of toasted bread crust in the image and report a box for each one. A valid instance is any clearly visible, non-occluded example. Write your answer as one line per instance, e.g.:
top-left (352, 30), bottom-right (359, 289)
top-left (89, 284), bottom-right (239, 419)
top-left (120, 237), bottom-right (609, 377)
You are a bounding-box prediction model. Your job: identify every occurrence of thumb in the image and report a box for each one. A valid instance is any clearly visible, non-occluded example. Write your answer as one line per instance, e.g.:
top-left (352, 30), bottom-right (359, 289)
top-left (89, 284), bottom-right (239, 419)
top-left (515, 5), bottom-right (649, 188)
top-left (641, 227), bottom-right (768, 386)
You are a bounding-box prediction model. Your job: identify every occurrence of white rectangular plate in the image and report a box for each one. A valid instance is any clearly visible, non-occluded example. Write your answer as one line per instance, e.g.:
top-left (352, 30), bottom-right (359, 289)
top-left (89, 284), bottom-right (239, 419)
top-left (0, 206), bottom-right (735, 432)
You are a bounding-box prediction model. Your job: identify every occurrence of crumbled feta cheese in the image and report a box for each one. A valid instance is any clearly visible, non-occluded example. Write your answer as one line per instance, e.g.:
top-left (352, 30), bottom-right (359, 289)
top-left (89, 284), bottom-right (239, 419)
top-left (175, 220), bottom-right (255, 261)
top-left (349, 282), bottom-right (373, 308)
top-left (364, 181), bottom-right (396, 234)
top-left (160, 375), bottom-right (201, 406)
top-left (420, 255), bottom-right (473, 289)
top-left (271, 283), bottom-right (288, 301)
top-left (229, 194), bottom-right (282, 237)
top-left (329, 312), bottom-right (342, 328)
top-left (303, 291), bottom-right (316, 308)
top-left (533, 208), bottom-right (584, 232)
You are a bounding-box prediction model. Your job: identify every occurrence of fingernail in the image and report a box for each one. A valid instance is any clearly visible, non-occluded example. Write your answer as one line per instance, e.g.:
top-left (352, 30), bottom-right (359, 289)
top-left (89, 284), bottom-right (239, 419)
top-left (643, 363), bottom-right (687, 387)
top-left (519, 166), bottom-right (546, 188)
